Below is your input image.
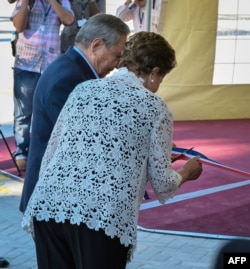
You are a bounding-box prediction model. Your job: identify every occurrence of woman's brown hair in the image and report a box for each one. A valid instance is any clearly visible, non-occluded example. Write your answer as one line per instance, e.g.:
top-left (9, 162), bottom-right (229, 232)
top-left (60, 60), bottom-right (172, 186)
top-left (119, 31), bottom-right (177, 76)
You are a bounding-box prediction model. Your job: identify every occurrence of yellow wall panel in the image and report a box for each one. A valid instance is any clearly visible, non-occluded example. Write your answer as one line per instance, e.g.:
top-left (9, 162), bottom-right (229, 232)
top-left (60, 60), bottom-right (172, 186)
top-left (157, 0), bottom-right (250, 120)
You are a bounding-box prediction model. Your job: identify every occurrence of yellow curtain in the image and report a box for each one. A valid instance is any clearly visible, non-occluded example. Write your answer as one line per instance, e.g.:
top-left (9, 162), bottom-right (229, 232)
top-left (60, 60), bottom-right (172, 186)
top-left (157, 0), bottom-right (250, 120)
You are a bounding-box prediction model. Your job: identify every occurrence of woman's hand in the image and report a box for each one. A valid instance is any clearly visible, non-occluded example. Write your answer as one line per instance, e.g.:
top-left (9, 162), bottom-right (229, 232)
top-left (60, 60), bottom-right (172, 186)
top-left (178, 156), bottom-right (203, 185)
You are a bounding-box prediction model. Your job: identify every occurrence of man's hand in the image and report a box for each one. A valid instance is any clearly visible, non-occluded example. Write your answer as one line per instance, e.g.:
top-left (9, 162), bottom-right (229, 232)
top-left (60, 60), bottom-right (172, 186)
top-left (135, 0), bottom-right (147, 8)
top-left (124, 0), bottom-right (132, 6)
top-left (47, 0), bottom-right (75, 26)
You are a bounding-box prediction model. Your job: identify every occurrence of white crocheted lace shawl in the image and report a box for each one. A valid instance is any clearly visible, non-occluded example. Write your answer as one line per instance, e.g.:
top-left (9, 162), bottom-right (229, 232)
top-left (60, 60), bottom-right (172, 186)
top-left (22, 67), bottom-right (181, 258)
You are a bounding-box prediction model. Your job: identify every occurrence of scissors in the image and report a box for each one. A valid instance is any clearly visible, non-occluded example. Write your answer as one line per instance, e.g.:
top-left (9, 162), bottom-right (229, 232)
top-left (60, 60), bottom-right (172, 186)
top-left (171, 147), bottom-right (194, 163)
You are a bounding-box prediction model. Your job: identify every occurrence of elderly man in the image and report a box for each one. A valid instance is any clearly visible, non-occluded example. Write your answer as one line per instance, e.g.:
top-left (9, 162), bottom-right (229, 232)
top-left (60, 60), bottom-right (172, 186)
top-left (19, 13), bottom-right (130, 213)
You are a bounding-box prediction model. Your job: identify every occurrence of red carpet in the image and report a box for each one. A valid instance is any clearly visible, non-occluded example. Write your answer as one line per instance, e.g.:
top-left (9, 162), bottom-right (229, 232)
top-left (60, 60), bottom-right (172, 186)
top-left (1, 120), bottom-right (250, 237)
top-left (0, 136), bottom-right (25, 178)
top-left (139, 119), bottom-right (250, 237)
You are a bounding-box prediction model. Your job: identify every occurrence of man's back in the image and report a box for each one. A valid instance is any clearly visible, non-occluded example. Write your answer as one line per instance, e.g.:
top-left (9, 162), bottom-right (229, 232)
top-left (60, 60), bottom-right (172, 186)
top-left (19, 47), bottom-right (96, 212)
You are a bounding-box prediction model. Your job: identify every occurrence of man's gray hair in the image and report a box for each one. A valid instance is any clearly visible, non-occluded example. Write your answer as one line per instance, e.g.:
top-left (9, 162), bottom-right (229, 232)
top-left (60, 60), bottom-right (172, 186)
top-left (75, 14), bottom-right (130, 48)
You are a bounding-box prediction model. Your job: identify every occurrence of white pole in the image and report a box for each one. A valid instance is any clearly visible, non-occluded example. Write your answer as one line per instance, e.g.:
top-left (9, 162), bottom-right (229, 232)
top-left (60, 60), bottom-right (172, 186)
top-left (146, 0), bottom-right (152, 31)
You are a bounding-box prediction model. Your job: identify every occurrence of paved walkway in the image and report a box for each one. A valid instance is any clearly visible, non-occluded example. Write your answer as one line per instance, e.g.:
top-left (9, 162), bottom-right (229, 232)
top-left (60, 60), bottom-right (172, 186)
top-left (0, 174), bottom-right (229, 269)
top-left (0, 2), bottom-right (234, 269)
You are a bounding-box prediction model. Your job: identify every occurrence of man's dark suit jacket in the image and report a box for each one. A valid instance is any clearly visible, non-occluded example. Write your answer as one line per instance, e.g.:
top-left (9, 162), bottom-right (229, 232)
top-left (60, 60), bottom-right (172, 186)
top-left (19, 47), bottom-right (97, 213)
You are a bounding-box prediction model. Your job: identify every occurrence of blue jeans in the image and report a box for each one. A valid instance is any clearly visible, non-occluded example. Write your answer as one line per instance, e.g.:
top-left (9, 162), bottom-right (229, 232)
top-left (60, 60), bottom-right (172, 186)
top-left (13, 68), bottom-right (41, 159)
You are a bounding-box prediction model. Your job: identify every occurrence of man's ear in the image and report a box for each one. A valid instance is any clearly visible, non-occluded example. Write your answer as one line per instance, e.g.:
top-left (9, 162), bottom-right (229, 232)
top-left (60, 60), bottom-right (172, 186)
top-left (90, 38), bottom-right (105, 53)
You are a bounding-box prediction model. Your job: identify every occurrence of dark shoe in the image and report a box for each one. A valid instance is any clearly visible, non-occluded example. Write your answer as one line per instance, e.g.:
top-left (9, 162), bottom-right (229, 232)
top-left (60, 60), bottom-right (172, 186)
top-left (16, 158), bottom-right (27, 171)
top-left (0, 258), bottom-right (9, 268)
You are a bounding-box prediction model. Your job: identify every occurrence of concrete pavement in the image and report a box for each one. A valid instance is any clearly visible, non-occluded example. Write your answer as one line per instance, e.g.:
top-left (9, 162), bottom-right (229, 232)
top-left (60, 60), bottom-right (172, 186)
top-left (0, 174), bottom-right (229, 269)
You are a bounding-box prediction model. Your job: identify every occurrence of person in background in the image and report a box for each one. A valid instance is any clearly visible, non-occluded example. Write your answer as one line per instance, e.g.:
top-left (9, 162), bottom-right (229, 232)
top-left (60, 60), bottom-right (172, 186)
top-left (22, 31), bottom-right (202, 269)
top-left (19, 13), bottom-right (130, 214)
top-left (60, 0), bottom-right (106, 53)
top-left (10, 0), bottom-right (74, 171)
top-left (116, 0), bottom-right (162, 32)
